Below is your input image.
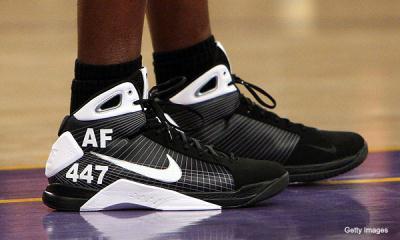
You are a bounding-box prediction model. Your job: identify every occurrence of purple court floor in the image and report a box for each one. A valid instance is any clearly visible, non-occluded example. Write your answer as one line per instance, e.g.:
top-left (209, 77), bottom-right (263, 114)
top-left (1, 150), bottom-right (399, 240)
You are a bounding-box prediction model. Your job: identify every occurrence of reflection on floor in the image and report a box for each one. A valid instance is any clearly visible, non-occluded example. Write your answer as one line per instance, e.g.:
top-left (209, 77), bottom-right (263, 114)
top-left (0, 150), bottom-right (399, 239)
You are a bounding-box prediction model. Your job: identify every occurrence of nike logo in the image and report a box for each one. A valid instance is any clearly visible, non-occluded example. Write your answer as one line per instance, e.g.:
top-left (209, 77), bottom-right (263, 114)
top-left (305, 144), bottom-right (337, 154)
top-left (90, 152), bottom-right (182, 183)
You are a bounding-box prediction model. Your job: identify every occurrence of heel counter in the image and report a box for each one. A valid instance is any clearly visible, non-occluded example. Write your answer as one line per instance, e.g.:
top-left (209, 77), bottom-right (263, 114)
top-left (45, 131), bottom-right (83, 178)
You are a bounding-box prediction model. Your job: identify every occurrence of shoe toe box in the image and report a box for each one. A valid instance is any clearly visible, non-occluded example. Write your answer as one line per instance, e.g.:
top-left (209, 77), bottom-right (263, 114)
top-left (325, 131), bottom-right (365, 156)
top-left (286, 130), bottom-right (366, 166)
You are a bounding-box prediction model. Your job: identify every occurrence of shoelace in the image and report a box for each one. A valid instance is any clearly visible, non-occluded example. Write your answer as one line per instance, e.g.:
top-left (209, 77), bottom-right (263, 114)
top-left (135, 84), bottom-right (235, 160)
top-left (230, 74), bottom-right (306, 131)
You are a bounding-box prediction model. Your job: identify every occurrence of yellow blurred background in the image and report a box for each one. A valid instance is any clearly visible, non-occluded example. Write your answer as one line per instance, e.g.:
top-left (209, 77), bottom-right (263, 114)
top-left (1, 0), bottom-right (400, 168)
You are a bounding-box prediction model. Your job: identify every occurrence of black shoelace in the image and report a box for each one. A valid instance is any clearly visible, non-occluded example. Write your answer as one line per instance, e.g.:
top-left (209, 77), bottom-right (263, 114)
top-left (229, 74), bottom-right (307, 131)
top-left (135, 82), bottom-right (236, 161)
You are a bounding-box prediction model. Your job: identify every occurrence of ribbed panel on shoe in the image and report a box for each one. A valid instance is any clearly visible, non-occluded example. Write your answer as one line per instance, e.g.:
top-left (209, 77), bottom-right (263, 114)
top-left (53, 135), bottom-right (235, 193)
top-left (167, 91), bottom-right (240, 130)
top-left (190, 114), bottom-right (300, 164)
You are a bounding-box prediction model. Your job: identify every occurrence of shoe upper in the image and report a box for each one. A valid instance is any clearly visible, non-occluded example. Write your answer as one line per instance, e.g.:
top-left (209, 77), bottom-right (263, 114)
top-left (45, 67), bottom-right (285, 194)
top-left (156, 44), bottom-right (367, 167)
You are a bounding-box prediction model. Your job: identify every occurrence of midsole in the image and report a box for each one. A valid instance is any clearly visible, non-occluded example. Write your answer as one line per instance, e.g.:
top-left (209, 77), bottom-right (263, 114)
top-left (185, 180), bottom-right (273, 203)
top-left (80, 179), bottom-right (221, 211)
top-left (44, 177), bottom-right (280, 210)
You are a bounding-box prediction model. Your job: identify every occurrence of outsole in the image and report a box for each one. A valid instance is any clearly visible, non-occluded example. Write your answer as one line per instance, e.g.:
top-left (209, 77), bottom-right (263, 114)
top-left (42, 172), bottom-right (289, 211)
top-left (240, 172), bottom-right (289, 207)
top-left (286, 143), bottom-right (368, 183)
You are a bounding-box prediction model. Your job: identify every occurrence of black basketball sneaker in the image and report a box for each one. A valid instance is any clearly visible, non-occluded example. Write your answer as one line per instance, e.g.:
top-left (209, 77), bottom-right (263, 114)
top-left (153, 42), bottom-right (368, 183)
top-left (42, 67), bottom-right (288, 211)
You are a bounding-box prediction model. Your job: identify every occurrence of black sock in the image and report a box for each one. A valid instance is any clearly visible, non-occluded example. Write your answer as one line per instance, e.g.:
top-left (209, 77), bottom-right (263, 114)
top-left (153, 36), bottom-right (229, 85)
top-left (70, 56), bottom-right (142, 113)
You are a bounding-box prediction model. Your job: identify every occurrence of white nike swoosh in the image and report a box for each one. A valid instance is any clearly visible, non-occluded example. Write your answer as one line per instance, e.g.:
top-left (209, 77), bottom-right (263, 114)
top-left (90, 152), bottom-right (182, 183)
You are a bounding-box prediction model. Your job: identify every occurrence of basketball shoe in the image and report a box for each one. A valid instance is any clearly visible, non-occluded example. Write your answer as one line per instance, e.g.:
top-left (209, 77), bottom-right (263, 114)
top-left (153, 43), bottom-right (368, 183)
top-left (42, 67), bottom-right (288, 211)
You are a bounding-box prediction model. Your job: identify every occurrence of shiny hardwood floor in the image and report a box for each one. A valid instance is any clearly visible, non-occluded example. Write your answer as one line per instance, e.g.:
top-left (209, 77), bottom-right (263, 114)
top-left (1, 150), bottom-right (400, 239)
top-left (1, 0), bottom-right (400, 167)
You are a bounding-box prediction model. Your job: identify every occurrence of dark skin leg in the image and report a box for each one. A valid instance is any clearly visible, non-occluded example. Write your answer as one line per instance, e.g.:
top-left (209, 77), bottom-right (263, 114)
top-left (147, 0), bottom-right (212, 52)
top-left (78, 0), bottom-right (146, 65)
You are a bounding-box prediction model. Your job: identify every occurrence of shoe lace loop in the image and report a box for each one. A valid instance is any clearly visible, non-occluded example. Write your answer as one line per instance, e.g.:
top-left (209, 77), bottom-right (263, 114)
top-left (230, 74), bottom-right (276, 109)
top-left (230, 74), bottom-right (306, 131)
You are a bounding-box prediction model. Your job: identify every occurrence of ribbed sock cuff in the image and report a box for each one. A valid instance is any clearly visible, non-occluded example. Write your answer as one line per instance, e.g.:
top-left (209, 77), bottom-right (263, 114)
top-left (153, 36), bottom-right (223, 84)
top-left (75, 56), bottom-right (142, 81)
